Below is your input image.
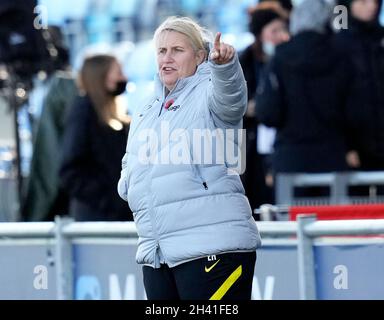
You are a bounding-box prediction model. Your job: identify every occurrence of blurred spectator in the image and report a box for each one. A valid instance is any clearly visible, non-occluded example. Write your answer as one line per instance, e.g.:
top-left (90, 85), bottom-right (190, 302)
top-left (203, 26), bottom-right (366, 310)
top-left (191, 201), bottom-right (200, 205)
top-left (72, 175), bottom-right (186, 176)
top-left (260, 0), bottom-right (293, 11)
top-left (60, 54), bottom-right (132, 221)
top-left (22, 26), bottom-right (77, 221)
top-left (239, 1), bottom-right (290, 210)
top-left (336, 0), bottom-right (384, 171)
top-left (256, 0), bottom-right (358, 192)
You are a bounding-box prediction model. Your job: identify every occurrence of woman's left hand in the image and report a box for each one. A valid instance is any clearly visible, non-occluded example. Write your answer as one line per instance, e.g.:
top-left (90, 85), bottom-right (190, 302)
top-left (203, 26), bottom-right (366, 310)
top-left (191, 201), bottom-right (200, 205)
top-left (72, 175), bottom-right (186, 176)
top-left (210, 32), bottom-right (235, 65)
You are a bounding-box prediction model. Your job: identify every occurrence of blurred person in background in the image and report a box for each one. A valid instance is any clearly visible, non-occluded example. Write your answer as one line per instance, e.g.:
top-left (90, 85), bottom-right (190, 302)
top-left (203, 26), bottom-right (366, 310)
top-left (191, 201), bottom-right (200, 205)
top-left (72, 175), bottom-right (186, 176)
top-left (239, 1), bottom-right (290, 211)
top-left (22, 26), bottom-right (78, 221)
top-left (260, 0), bottom-right (293, 11)
top-left (118, 16), bottom-right (261, 300)
top-left (256, 0), bottom-right (358, 197)
top-left (336, 0), bottom-right (384, 171)
top-left (60, 54), bottom-right (132, 221)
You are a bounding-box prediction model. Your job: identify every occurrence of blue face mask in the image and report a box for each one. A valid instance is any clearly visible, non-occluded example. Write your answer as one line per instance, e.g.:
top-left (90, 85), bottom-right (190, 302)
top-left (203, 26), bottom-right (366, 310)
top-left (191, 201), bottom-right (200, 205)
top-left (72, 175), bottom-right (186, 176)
top-left (262, 42), bottom-right (276, 57)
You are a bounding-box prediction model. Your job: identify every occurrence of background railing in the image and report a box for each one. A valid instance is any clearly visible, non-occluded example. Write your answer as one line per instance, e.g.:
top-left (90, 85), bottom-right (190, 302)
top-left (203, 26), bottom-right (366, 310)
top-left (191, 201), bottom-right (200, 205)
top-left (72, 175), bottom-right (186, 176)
top-left (1, 216), bottom-right (384, 299)
top-left (276, 171), bottom-right (384, 206)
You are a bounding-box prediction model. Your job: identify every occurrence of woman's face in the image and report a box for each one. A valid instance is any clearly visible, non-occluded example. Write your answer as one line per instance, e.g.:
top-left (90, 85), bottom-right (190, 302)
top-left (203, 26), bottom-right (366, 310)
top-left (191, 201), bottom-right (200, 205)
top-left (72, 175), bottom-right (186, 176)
top-left (157, 31), bottom-right (204, 91)
top-left (351, 0), bottom-right (379, 22)
top-left (105, 60), bottom-right (127, 92)
top-left (260, 19), bottom-right (289, 45)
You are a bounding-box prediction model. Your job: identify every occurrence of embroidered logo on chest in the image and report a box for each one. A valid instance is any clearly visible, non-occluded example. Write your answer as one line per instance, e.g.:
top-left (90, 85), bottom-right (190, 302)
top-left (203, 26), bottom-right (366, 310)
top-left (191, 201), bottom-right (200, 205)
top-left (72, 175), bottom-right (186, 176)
top-left (168, 105), bottom-right (181, 112)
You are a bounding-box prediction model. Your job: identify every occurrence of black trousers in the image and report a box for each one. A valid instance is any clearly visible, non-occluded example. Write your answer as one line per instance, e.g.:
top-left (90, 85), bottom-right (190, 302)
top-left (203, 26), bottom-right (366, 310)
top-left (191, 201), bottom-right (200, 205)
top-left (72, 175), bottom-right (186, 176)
top-left (142, 251), bottom-right (256, 300)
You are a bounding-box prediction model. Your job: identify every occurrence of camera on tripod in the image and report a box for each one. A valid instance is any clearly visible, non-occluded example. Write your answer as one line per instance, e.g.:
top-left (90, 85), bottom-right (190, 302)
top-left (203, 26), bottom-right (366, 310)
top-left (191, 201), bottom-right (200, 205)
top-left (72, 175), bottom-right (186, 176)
top-left (0, 0), bottom-right (69, 91)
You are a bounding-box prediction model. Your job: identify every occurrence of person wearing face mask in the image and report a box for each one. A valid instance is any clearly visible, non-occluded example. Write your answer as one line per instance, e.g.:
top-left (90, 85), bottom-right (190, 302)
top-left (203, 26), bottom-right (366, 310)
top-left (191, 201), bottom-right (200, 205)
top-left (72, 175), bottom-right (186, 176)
top-left (60, 54), bottom-right (132, 221)
top-left (239, 2), bottom-right (290, 212)
top-left (335, 0), bottom-right (384, 172)
top-left (118, 16), bottom-right (261, 300)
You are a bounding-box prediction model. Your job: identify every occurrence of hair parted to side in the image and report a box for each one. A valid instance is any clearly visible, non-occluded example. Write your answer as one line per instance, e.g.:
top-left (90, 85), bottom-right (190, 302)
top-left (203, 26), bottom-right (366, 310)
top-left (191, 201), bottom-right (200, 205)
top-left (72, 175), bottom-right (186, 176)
top-left (78, 54), bottom-right (129, 126)
top-left (154, 16), bottom-right (213, 60)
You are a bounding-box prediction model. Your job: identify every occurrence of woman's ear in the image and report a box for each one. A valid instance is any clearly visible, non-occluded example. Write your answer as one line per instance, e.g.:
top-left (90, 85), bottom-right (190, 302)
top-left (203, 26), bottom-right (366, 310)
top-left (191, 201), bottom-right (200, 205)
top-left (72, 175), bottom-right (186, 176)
top-left (196, 50), bottom-right (206, 65)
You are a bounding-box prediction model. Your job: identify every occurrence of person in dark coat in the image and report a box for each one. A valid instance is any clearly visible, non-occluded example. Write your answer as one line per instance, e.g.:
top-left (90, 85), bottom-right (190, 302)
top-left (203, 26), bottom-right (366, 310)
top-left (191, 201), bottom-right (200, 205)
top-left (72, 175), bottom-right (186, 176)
top-left (335, 0), bottom-right (384, 171)
top-left (256, 0), bottom-right (357, 176)
top-left (22, 72), bottom-right (77, 221)
top-left (239, 1), bottom-right (290, 211)
top-left (21, 26), bottom-right (77, 222)
top-left (60, 54), bottom-right (132, 221)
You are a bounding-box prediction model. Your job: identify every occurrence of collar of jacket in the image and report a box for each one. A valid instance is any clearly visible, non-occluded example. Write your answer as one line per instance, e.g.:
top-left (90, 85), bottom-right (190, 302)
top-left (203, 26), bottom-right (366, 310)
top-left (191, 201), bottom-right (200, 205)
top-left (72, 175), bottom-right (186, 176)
top-left (154, 62), bottom-right (211, 100)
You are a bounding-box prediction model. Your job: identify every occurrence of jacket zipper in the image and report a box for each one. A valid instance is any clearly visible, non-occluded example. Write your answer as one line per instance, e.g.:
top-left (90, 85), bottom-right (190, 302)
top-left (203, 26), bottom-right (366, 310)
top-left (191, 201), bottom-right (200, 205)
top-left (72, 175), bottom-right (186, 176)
top-left (187, 129), bottom-right (209, 191)
top-left (190, 150), bottom-right (209, 190)
top-left (158, 80), bottom-right (180, 117)
top-left (194, 165), bottom-right (209, 190)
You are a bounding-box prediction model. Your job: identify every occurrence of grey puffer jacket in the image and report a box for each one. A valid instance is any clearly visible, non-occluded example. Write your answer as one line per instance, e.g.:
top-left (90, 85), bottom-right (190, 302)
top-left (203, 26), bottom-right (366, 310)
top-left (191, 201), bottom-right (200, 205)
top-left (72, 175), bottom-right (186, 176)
top-left (118, 54), bottom-right (261, 268)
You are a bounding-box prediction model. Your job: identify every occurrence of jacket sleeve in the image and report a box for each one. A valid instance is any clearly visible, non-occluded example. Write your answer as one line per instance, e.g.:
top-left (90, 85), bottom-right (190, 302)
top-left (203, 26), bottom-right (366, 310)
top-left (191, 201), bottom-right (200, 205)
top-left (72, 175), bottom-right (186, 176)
top-left (59, 98), bottom-right (108, 203)
top-left (255, 58), bottom-right (285, 128)
top-left (208, 53), bottom-right (248, 126)
top-left (116, 99), bottom-right (150, 202)
top-left (117, 152), bottom-right (128, 201)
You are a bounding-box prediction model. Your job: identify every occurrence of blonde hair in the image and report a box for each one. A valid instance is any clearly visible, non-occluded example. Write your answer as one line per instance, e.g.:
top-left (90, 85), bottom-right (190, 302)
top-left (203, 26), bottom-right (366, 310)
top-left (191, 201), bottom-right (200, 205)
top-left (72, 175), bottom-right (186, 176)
top-left (154, 16), bottom-right (212, 59)
top-left (78, 54), bottom-right (129, 126)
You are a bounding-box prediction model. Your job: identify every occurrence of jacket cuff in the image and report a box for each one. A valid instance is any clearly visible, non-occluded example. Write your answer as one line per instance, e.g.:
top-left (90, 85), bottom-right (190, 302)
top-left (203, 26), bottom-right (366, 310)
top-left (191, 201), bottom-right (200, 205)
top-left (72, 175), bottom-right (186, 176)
top-left (208, 52), bottom-right (239, 73)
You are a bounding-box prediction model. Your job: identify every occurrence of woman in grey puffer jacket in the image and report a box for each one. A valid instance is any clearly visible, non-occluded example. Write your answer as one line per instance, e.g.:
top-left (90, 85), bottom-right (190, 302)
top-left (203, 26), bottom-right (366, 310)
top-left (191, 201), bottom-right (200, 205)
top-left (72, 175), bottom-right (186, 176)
top-left (118, 16), bottom-right (261, 300)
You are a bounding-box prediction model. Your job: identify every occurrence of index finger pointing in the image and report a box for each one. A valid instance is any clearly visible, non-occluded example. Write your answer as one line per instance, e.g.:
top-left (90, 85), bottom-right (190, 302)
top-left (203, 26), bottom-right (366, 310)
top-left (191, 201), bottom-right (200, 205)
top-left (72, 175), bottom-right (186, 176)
top-left (214, 32), bottom-right (221, 51)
